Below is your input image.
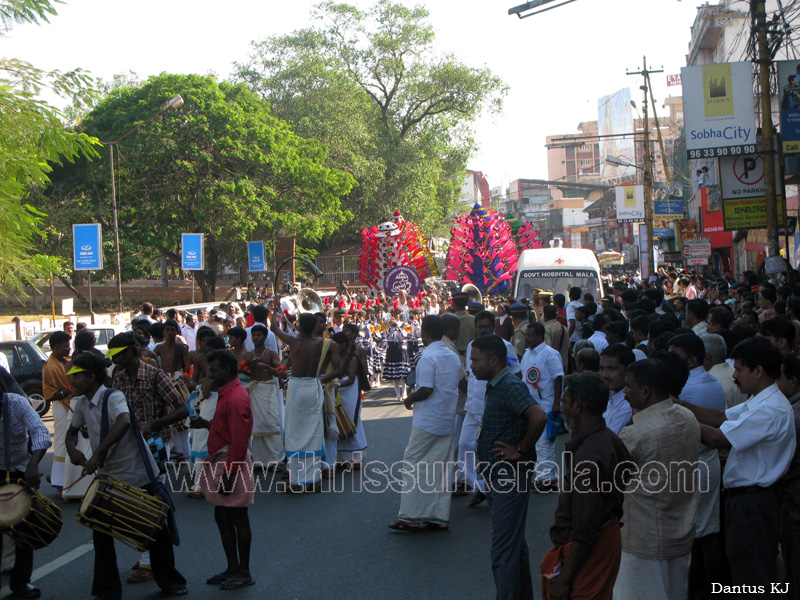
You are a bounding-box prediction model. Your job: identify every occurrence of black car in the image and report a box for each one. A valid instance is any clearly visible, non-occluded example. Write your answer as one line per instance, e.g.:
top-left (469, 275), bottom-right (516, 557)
top-left (0, 340), bottom-right (50, 416)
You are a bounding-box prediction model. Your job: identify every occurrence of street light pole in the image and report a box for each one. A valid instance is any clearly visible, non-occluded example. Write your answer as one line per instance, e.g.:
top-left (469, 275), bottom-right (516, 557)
top-left (102, 95), bottom-right (184, 313)
top-left (108, 143), bottom-right (123, 313)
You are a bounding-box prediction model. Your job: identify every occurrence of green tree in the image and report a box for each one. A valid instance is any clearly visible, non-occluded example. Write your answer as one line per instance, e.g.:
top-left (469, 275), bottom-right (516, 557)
top-left (235, 0), bottom-right (506, 238)
top-left (0, 0), bottom-right (99, 297)
top-left (37, 73), bottom-right (354, 301)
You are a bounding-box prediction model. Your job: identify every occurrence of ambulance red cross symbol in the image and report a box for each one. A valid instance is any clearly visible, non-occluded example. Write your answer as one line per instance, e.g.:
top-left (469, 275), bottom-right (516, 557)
top-left (554, 258), bottom-right (565, 265)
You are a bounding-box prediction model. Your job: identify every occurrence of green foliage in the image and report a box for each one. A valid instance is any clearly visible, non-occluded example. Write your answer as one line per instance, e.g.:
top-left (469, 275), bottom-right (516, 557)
top-left (0, 0), bottom-right (100, 298)
top-left (36, 73), bottom-right (354, 300)
top-left (235, 0), bottom-right (506, 240)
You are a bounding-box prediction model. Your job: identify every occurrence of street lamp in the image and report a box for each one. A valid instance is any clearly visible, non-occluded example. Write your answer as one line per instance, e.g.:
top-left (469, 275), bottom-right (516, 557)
top-left (606, 155), bottom-right (655, 279)
top-left (103, 94), bottom-right (184, 313)
top-left (273, 256), bottom-right (324, 294)
top-left (508, 0), bottom-right (577, 18)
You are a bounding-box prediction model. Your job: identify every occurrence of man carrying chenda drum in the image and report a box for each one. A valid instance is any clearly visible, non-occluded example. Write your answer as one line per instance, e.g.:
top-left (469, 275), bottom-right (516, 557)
top-left (65, 352), bottom-right (188, 599)
top-left (0, 374), bottom-right (51, 599)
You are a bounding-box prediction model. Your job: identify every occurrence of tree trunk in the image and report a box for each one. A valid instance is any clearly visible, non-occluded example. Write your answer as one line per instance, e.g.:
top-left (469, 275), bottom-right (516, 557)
top-left (57, 274), bottom-right (91, 307)
top-left (194, 240), bottom-right (219, 302)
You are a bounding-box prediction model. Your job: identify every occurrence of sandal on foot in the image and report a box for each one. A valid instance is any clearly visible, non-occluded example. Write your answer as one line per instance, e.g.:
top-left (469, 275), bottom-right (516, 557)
top-left (164, 585), bottom-right (188, 596)
top-left (206, 574), bottom-right (228, 585)
top-left (387, 520), bottom-right (421, 532)
top-left (220, 577), bottom-right (254, 590)
top-left (10, 584), bottom-right (41, 599)
top-left (127, 570), bottom-right (154, 584)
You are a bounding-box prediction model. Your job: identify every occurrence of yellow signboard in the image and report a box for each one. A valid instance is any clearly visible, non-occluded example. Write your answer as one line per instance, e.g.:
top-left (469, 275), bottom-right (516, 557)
top-left (722, 197), bottom-right (787, 231)
top-left (702, 63), bottom-right (735, 118)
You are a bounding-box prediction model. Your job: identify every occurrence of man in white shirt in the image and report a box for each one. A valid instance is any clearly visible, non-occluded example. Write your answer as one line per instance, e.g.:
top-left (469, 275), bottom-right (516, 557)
top-left (389, 315), bottom-right (465, 532)
top-left (520, 322), bottom-right (564, 490)
top-left (676, 337), bottom-right (796, 593)
top-left (458, 311), bottom-right (521, 506)
top-left (245, 305), bottom-right (277, 352)
top-left (599, 344), bottom-right (634, 434)
top-left (687, 299), bottom-right (708, 336)
top-left (181, 312), bottom-right (197, 352)
top-left (587, 312), bottom-right (609, 354)
top-left (566, 287), bottom-right (583, 344)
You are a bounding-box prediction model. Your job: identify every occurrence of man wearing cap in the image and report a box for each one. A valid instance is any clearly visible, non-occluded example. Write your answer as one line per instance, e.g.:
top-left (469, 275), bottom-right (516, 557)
top-left (66, 352), bottom-right (187, 599)
top-left (452, 291), bottom-right (475, 366)
top-left (510, 303), bottom-right (531, 360)
top-left (326, 309), bottom-right (347, 336)
top-left (467, 301), bottom-right (483, 316)
top-left (107, 332), bottom-right (190, 460)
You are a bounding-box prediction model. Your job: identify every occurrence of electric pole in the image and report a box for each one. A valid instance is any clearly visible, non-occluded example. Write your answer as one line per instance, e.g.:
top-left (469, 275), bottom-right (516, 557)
top-left (752, 0), bottom-right (780, 257)
top-left (628, 57), bottom-right (663, 280)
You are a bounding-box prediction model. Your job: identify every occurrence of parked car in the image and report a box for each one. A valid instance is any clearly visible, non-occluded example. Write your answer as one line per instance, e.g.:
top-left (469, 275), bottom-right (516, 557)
top-left (0, 340), bottom-right (49, 416)
top-left (29, 326), bottom-right (118, 357)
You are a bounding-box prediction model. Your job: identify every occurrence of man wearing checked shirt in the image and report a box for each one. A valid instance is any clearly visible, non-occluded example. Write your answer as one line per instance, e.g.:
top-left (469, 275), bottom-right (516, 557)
top-left (472, 334), bottom-right (546, 600)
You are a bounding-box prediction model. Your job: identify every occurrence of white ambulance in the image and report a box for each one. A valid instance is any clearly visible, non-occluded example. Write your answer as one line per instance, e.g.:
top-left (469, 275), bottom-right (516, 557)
top-left (513, 248), bottom-right (604, 301)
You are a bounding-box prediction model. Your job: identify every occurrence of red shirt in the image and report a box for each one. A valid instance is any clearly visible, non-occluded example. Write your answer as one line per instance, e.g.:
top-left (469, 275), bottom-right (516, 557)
top-left (207, 378), bottom-right (253, 470)
top-left (556, 308), bottom-right (567, 327)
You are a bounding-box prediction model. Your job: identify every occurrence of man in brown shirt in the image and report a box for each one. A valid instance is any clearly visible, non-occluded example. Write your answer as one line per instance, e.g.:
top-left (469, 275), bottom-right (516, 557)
top-left (541, 372), bottom-right (631, 600)
top-left (42, 330), bottom-right (72, 491)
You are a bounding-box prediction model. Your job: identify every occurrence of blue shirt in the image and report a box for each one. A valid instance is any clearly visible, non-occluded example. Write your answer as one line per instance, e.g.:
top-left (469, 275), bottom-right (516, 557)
top-left (680, 366), bottom-right (727, 452)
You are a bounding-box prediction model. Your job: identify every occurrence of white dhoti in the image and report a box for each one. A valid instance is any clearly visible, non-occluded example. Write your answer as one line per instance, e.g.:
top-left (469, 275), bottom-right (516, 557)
top-left (50, 401), bottom-right (70, 488)
top-left (397, 428), bottom-right (454, 526)
top-left (191, 388), bottom-right (218, 487)
top-left (456, 411), bottom-right (484, 493)
top-left (167, 372), bottom-right (190, 460)
top-left (613, 551), bottom-right (690, 600)
top-left (337, 379), bottom-right (367, 463)
top-left (248, 380), bottom-right (285, 466)
top-left (63, 398), bottom-right (94, 499)
top-left (285, 376), bottom-right (324, 485)
top-left (695, 447), bottom-right (721, 537)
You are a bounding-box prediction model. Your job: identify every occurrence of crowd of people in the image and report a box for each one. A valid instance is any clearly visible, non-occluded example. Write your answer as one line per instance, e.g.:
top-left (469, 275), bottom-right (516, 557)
top-left (1, 265), bottom-right (799, 599)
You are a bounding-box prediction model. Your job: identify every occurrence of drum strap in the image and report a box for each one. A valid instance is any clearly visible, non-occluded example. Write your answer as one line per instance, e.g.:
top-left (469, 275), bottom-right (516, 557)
top-left (126, 399), bottom-right (180, 547)
top-left (3, 393), bottom-right (10, 479)
top-left (98, 388), bottom-right (117, 469)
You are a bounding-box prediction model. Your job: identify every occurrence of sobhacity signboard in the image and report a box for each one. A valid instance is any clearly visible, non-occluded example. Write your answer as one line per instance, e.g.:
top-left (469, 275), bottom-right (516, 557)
top-left (681, 62), bottom-right (757, 159)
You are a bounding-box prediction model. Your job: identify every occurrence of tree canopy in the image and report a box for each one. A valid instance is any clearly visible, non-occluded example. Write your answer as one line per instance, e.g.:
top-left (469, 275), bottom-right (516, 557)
top-left (236, 0), bottom-right (506, 239)
top-left (0, 0), bottom-right (99, 297)
top-left (36, 73), bottom-right (354, 300)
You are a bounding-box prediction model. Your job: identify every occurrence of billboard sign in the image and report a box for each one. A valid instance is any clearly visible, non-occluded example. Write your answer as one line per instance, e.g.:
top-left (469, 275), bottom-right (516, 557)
top-left (682, 62), bottom-right (758, 159)
top-left (654, 182), bottom-right (684, 220)
top-left (73, 224), bottom-right (103, 271)
top-left (615, 185), bottom-right (645, 223)
top-left (181, 233), bottom-right (204, 271)
top-left (778, 60), bottom-right (800, 153)
top-left (383, 265), bottom-right (422, 296)
top-left (667, 74), bottom-right (682, 87)
top-left (719, 152), bottom-right (786, 230)
top-left (683, 237), bottom-right (712, 258)
top-left (599, 88), bottom-right (636, 179)
top-left (247, 241), bottom-right (266, 272)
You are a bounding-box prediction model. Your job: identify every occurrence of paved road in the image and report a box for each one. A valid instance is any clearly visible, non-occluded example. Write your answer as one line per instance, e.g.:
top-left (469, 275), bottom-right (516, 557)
top-left (9, 385), bottom-right (564, 600)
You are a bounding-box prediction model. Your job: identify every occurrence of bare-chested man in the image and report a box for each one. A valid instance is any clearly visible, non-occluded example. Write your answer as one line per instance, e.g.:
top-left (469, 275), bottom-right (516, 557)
top-left (187, 327), bottom-right (220, 496)
top-left (271, 305), bottom-right (332, 492)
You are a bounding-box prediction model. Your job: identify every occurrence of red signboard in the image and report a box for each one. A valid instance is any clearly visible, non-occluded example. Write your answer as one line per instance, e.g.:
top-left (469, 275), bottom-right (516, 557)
top-left (667, 74), bottom-right (682, 87)
top-left (701, 188), bottom-right (732, 248)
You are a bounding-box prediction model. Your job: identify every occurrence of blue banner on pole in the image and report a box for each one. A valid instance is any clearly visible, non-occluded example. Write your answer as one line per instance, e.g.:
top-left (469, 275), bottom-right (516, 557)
top-left (181, 233), bottom-right (204, 271)
top-left (247, 241), bottom-right (266, 272)
top-left (73, 224), bottom-right (103, 271)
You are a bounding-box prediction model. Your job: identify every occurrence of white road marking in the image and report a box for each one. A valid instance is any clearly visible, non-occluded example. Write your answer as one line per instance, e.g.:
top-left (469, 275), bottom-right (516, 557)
top-left (0, 542), bottom-right (93, 596)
